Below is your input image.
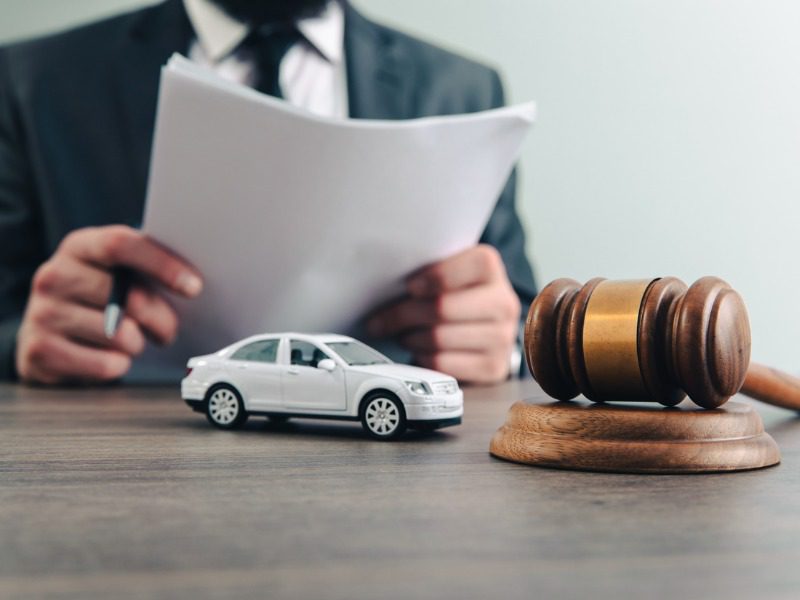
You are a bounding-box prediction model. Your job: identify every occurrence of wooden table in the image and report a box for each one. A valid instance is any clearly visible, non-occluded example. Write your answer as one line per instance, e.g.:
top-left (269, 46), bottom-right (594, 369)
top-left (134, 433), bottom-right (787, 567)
top-left (2, 380), bottom-right (799, 599)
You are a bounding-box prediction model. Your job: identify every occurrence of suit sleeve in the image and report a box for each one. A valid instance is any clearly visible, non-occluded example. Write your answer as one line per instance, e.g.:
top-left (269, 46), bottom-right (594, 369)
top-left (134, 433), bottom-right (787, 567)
top-left (0, 49), bottom-right (42, 380)
top-left (478, 70), bottom-right (537, 373)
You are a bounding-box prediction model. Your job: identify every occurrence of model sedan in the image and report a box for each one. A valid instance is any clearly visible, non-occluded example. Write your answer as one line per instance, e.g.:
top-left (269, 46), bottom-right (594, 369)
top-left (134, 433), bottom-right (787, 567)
top-left (181, 333), bottom-right (463, 439)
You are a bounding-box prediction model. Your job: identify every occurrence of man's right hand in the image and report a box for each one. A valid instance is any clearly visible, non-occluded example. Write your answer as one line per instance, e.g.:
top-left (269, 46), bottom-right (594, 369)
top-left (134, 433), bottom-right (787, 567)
top-left (15, 225), bottom-right (203, 384)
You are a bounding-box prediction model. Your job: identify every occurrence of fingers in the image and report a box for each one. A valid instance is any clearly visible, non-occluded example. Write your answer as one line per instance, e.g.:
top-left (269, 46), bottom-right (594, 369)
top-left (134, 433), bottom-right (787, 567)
top-left (30, 259), bottom-right (178, 346)
top-left (400, 322), bottom-right (518, 354)
top-left (407, 245), bottom-right (504, 297)
top-left (368, 284), bottom-right (520, 338)
top-left (31, 255), bottom-right (112, 307)
top-left (59, 225), bottom-right (203, 298)
top-left (26, 295), bottom-right (146, 356)
top-left (17, 283), bottom-right (179, 384)
top-left (17, 225), bottom-right (196, 384)
top-left (367, 244), bottom-right (521, 385)
top-left (367, 277), bottom-right (520, 385)
top-left (16, 331), bottom-right (132, 385)
top-left (416, 351), bottom-right (512, 385)
top-left (125, 285), bottom-right (179, 345)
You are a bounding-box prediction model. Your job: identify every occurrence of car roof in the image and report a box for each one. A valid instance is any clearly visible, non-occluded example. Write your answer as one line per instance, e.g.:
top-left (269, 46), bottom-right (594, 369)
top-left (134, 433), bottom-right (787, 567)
top-left (235, 332), bottom-right (356, 346)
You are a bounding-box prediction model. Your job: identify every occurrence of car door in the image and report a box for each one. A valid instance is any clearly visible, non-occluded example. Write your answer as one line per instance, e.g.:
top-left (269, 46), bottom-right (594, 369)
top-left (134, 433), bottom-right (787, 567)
top-left (282, 339), bottom-right (346, 412)
top-left (227, 339), bottom-right (283, 410)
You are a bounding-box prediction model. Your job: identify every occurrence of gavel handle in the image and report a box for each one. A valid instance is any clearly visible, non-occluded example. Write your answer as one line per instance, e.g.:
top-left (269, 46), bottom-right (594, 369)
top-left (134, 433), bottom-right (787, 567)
top-left (741, 362), bottom-right (800, 412)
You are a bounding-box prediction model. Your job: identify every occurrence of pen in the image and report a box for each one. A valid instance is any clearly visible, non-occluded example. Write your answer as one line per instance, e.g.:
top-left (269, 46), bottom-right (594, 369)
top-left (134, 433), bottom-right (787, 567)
top-left (104, 267), bottom-right (134, 339)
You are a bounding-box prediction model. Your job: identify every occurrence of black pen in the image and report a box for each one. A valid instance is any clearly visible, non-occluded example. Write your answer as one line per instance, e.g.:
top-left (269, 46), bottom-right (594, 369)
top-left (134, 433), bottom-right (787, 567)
top-left (104, 267), bottom-right (134, 339)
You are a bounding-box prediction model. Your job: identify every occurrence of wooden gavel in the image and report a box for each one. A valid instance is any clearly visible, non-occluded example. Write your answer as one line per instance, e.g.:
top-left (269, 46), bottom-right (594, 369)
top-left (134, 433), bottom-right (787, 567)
top-left (525, 276), bottom-right (800, 411)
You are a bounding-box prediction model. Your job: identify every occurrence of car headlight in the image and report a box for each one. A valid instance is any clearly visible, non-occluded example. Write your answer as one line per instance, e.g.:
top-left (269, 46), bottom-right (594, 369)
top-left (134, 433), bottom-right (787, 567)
top-left (405, 380), bottom-right (432, 395)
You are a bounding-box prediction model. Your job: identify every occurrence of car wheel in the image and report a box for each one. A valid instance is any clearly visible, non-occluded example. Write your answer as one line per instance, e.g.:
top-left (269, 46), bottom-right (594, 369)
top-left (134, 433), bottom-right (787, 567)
top-left (205, 384), bottom-right (248, 429)
top-left (361, 393), bottom-right (406, 440)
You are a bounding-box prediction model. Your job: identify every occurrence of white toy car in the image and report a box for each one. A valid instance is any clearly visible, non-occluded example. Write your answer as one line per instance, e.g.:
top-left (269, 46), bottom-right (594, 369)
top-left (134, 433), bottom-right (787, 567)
top-left (181, 333), bottom-right (463, 439)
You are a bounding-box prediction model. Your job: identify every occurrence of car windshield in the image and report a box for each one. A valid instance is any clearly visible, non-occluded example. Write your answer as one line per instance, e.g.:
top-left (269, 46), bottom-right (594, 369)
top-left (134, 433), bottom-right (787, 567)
top-left (326, 342), bottom-right (391, 366)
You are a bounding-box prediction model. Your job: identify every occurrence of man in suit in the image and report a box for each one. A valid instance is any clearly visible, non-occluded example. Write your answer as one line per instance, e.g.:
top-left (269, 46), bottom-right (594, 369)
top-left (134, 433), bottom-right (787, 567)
top-left (0, 0), bottom-right (537, 385)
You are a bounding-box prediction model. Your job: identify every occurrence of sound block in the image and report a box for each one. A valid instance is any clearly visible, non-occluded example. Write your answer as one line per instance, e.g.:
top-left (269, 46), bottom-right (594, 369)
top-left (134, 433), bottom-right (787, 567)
top-left (490, 399), bottom-right (780, 474)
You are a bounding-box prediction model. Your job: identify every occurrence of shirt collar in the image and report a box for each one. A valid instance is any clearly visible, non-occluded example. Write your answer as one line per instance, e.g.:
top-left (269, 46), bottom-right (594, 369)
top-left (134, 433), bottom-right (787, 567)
top-left (183, 0), bottom-right (344, 64)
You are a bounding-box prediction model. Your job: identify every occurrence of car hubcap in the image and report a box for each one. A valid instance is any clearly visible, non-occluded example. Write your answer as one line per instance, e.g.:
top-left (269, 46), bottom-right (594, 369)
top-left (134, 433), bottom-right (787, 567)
top-left (209, 389), bottom-right (239, 425)
top-left (366, 398), bottom-right (399, 435)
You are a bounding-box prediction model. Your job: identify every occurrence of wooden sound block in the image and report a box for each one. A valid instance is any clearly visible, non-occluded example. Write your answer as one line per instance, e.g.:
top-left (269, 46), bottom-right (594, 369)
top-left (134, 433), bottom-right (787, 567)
top-left (490, 399), bottom-right (780, 474)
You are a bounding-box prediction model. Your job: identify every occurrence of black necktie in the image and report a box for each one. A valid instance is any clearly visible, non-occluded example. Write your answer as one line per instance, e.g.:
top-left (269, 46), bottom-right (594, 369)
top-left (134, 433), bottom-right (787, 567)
top-left (241, 25), bottom-right (301, 98)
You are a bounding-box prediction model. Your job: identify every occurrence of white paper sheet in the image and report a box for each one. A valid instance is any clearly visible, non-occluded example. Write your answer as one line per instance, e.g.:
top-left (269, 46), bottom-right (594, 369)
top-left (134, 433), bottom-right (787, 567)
top-left (136, 54), bottom-right (535, 376)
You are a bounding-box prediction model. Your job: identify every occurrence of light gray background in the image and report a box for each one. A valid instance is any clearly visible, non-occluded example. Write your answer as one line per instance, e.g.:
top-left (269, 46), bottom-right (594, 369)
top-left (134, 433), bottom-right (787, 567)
top-left (2, 0), bottom-right (799, 372)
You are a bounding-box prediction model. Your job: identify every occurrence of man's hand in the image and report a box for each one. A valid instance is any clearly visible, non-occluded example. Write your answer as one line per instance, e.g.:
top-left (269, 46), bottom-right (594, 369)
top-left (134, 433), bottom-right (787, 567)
top-left (367, 245), bottom-right (521, 384)
top-left (16, 225), bottom-right (203, 384)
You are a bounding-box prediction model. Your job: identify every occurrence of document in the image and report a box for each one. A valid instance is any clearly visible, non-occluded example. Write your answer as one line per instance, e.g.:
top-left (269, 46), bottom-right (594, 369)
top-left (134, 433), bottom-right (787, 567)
top-left (136, 54), bottom-right (535, 376)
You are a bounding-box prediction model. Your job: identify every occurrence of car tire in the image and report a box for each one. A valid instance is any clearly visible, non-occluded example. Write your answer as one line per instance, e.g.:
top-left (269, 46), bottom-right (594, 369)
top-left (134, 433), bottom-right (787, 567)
top-left (205, 384), bottom-right (248, 430)
top-left (360, 392), bottom-right (406, 440)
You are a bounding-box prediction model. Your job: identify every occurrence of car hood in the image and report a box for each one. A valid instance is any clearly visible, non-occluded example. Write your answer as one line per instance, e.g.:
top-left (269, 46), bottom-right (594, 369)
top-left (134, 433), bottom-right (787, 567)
top-left (346, 363), bottom-right (455, 383)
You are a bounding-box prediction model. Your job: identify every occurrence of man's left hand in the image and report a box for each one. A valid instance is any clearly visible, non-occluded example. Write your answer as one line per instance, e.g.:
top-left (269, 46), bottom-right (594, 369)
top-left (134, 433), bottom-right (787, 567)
top-left (367, 245), bottom-right (521, 384)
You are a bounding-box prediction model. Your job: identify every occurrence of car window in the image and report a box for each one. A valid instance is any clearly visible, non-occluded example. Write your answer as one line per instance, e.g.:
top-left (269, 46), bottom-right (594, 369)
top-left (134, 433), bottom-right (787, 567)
top-left (290, 340), bottom-right (331, 368)
top-left (230, 339), bottom-right (280, 363)
top-left (326, 341), bottom-right (390, 366)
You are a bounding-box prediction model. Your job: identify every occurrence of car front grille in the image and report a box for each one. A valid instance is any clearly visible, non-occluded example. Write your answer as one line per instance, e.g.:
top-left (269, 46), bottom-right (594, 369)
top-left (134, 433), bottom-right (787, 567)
top-left (432, 381), bottom-right (458, 395)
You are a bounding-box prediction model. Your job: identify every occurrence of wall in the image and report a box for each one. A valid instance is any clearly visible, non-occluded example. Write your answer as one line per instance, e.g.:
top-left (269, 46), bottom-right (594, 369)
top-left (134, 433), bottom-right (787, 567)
top-left (2, 0), bottom-right (799, 371)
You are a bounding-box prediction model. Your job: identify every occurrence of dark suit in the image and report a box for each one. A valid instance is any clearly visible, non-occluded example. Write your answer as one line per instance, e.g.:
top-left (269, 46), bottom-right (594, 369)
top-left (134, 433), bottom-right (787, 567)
top-left (0, 0), bottom-right (537, 380)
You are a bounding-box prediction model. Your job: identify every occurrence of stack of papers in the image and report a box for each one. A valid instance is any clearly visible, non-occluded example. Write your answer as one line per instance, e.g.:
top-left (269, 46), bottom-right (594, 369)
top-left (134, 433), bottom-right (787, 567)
top-left (137, 54), bottom-right (535, 374)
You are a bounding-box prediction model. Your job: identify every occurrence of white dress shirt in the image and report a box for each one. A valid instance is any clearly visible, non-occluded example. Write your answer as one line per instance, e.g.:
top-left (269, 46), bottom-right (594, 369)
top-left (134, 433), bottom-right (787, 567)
top-left (183, 0), bottom-right (348, 118)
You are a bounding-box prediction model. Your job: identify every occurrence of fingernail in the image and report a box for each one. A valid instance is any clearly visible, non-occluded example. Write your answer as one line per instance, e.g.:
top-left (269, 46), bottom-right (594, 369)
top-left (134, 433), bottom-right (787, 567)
top-left (176, 272), bottom-right (203, 297)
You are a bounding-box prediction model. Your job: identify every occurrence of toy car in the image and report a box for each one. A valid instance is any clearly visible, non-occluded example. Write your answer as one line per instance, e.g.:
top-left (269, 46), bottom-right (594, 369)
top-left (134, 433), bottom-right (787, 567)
top-left (181, 333), bottom-right (463, 439)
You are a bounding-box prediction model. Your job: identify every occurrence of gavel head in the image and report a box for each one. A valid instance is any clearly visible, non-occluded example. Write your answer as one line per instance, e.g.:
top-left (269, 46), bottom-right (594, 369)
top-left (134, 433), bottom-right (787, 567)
top-left (525, 277), bottom-right (751, 409)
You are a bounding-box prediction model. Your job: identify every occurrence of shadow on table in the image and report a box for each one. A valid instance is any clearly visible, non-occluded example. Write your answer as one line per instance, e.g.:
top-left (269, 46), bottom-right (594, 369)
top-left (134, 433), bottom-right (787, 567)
top-left (169, 414), bottom-right (456, 444)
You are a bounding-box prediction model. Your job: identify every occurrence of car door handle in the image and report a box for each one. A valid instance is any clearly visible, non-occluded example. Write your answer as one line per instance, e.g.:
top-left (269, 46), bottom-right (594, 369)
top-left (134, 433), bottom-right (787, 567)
top-left (287, 369), bottom-right (299, 375)
top-left (236, 364), bottom-right (248, 370)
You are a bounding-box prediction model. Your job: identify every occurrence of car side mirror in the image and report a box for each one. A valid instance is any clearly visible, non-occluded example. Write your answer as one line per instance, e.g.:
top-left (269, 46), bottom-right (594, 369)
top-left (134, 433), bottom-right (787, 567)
top-left (317, 359), bottom-right (336, 372)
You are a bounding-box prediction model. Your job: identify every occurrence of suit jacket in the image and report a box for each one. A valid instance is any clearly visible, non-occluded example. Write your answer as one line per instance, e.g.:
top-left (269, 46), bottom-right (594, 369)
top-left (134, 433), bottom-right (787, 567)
top-left (0, 0), bottom-right (537, 380)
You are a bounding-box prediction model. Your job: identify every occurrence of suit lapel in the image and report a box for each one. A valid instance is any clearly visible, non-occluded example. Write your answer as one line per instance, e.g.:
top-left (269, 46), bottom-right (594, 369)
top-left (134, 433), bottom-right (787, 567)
top-left (343, 3), bottom-right (415, 120)
top-left (112, 0), bottom-right (193, 205)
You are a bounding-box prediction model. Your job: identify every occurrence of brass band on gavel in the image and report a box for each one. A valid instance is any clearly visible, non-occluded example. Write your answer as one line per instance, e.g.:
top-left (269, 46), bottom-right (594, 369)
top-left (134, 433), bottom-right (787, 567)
top-left (581, 279), bottom-right (653, 400)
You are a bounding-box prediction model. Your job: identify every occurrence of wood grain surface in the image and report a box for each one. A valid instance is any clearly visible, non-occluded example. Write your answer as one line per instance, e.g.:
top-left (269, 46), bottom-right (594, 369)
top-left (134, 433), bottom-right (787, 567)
top-left (490, 399), bottom-right (780, 473)
top-left (2, 381), bottom-right (800, 599)
top-left (744, 363), bottom-right (800, 412)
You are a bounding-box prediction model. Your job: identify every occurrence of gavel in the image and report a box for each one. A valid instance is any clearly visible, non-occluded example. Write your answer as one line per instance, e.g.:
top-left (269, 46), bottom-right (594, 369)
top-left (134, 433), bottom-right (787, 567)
top-left (525, 276), bottom-right (800, 411)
